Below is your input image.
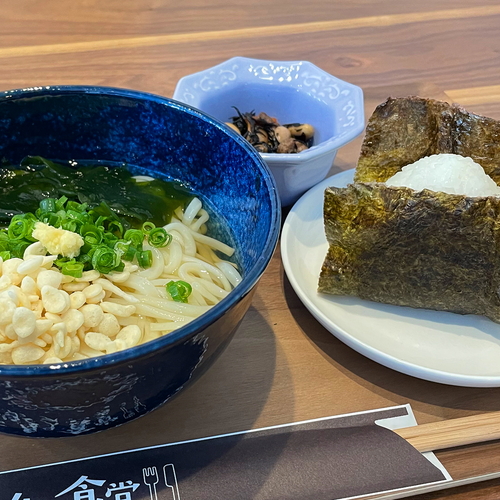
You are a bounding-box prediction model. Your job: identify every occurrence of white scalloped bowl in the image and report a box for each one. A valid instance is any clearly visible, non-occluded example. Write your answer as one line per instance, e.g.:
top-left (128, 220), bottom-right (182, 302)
top-left (173, 57), bottom-right (365, 206)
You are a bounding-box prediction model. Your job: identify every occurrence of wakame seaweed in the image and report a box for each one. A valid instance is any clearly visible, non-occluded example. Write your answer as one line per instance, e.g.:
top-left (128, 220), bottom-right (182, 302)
top-left (0, 156), bottom-right (192, 229)
top-left (319, 182), bottom-right (500, 323)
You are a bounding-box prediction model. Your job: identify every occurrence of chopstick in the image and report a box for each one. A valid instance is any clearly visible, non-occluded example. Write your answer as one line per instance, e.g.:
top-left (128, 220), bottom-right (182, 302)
top-left (394, 411), bottom-right (500, 453)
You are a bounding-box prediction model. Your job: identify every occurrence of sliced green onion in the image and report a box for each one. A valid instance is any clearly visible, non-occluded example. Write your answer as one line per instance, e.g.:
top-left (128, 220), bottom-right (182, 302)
top-left (136, 249), bottom-right (152, 268)
top-left (91, 245), bottom-right (119, 274)
top-left (55, 195), bottom-right (68, 211)
top-left (94, 215), bottom-right (109, 228)
top-left (113, 261), bottom-right (125, 273)
top-left (39, 213), bottom-right (62, 227)
top-left (22, 212), bottom-right (37, 221)
top-left (51, 214), bottom-right (63, 227)
top-left (61, 218), bottom-right (83, 233)
top-left (66, 200), bottom-right (87, 213)
top-left (55, 256), bottom-right (69, 266)
top-left (0, 188), bottom-right (166, 273)
top-left (10, 241), bottom-right (30, 258)
top-left (0, 251), bottom-right (11, 261)
top-left (8, 217), bottom-right (33, 240)
top-left (166, 280), bottom-right (192, 303)
top-left (107, 220), bottom-right (124, 238)
top-left (65, 209), bottom-right (84, 220)
top-left (103, 232), bottom-right (119, 248)
top-left (39, 198), bottom-right (57, 213)
top-left (60, 260), bottom-right (84, 278)
top-left (114, 240), bottom-right (136, 261)
top-left (81, 224), bottom-right (103, 246)
top-left (148, 227), bottom-right (172, 248)
top-left (142, 221), bottom-right (156, 234)
top-left (124, 229), bottom-right (144, 248)
top-left (77, 252), bottom-right (93, 270)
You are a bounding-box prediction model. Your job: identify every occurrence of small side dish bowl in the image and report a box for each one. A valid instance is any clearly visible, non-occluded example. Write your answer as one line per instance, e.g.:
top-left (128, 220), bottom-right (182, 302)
top-left (173, 57), bottom-right (365, 206)
top-left (0, 85), bottom-right (280, 437)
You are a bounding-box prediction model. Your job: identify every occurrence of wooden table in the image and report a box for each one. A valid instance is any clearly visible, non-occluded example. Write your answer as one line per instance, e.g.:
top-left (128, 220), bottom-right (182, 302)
top-left (2, 1), bottom-right (500, 499)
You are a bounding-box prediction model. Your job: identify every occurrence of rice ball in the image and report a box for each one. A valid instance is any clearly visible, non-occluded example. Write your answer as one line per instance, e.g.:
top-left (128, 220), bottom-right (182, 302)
top-left (385, 153), bottom-right (500, 197)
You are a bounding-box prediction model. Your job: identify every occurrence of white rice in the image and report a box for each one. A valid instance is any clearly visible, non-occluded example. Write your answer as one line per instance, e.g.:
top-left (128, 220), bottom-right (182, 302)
top-left (385, 153), bottom-right (500, 197)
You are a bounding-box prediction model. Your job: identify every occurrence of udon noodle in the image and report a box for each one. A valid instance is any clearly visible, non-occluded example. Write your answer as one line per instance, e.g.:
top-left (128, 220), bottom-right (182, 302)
top-left (0, 197), bottom-right (242, 365)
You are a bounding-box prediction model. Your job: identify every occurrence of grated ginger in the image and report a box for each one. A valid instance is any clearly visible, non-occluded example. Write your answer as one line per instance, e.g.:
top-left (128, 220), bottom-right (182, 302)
top-left (32, 222), bottom-right (84, 259)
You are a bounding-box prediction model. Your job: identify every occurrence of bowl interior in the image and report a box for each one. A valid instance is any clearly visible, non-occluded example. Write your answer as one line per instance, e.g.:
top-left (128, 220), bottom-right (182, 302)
top-left (0, 87), bottom-right (279, 281)
top-left (199, 83), bottom-right (337, 146)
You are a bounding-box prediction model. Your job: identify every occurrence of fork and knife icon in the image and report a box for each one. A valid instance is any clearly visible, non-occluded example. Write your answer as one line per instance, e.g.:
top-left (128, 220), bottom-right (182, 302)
top-left (143, 464), bottom-right (181, 500)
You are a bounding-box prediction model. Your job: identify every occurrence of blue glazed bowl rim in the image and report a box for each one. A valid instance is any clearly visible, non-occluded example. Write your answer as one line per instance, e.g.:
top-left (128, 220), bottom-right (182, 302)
top-left (0, 85), bottom-right (281, 377)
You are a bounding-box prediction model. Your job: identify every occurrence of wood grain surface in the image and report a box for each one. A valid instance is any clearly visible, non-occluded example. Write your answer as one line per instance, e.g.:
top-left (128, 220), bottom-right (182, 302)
top-left (395, 412), bottom-right (500, 453)
top-left (2, 2), bottom-right (500, 499)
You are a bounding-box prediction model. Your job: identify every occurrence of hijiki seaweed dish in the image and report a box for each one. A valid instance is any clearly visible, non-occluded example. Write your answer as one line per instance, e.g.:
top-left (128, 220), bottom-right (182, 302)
top-left (0, 156), bottom-right (241, 365)
top-left (318, 96), bottom-right (500, 323)
top-left (226, 108), bottom-right (315, 154)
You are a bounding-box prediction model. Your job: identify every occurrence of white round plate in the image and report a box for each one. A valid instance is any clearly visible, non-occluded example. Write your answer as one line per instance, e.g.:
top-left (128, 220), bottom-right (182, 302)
top-left (281, 169), bottom-right (500, 387)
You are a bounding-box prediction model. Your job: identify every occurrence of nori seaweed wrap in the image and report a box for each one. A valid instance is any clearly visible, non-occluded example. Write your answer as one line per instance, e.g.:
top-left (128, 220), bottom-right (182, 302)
top-left (319, 96), bottom-right (500, 322)
top-left (354, 96), bottom-right (500, 184)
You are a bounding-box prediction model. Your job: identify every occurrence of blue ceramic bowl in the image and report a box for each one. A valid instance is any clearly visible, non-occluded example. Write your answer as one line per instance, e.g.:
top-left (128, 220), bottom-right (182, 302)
top-left (0, 86), bottom-right (280, 437)
top-left (173, 57), bottom-right (365, 206)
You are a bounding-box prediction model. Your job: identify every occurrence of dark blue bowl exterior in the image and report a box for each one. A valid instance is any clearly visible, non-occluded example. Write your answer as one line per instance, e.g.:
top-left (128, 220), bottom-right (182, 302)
top-left (0, 86), bottom-right (280, 436)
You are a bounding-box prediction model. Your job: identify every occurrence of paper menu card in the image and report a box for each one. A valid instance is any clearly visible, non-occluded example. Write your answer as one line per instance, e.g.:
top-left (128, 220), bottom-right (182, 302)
top-left (1, 404), bottom-right (451, 500)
